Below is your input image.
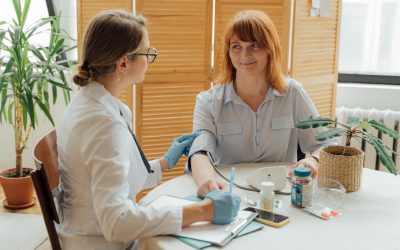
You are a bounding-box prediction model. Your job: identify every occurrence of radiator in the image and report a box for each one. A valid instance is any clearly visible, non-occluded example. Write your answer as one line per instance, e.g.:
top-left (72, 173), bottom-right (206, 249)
top-left (335, 107), bottom-right (400, 173)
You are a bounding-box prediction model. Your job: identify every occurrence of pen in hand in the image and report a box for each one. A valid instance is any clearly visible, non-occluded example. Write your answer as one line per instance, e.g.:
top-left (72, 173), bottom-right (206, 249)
top-left (229, 167), bottom-right (236, 194)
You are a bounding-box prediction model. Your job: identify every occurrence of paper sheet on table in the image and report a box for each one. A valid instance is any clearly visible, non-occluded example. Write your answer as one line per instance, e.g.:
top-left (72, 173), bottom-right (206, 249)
top-left (148, 195), bottom-right (257, 246)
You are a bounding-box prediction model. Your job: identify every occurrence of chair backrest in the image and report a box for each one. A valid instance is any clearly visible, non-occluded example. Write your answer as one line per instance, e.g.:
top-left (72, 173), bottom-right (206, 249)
top-left (297, 143), bottom-right (305, 161)
top-left (31, 129), bottom-right (61, 250)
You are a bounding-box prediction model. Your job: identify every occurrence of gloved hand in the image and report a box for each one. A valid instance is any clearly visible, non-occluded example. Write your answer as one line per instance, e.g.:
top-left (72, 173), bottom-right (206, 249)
top-left (205, 190), bottom-right (241, 225)
top-left (163, 132), bottom-right (200, 169)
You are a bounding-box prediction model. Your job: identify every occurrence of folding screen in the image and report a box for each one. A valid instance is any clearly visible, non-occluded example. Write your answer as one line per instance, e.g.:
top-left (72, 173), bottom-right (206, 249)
top-left (290, 0), bottom-right (342, 119)
top-left (214, 0), bottom-right (292, 77)
top-left (135, 0), bottom-right (213, 194)
top-left (76, 0), bottom-right (133, 107)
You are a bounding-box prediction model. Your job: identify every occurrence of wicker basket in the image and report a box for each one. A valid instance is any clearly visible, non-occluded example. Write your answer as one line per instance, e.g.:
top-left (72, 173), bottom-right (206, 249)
top-left (319, 146), bottom-right (364, 192)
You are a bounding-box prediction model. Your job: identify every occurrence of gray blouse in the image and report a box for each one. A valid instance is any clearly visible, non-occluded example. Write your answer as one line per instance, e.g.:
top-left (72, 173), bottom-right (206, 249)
top-left (188, 77), bottom-right (336, 168)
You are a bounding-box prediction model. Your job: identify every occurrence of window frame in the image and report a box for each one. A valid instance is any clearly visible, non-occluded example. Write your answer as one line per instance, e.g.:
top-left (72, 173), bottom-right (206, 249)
top-left (338, 73), bottom-right (400, 85)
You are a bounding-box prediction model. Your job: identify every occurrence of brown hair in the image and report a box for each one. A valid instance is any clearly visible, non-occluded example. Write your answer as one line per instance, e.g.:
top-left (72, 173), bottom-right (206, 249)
top-left (216, 10), bottom-right (286, 93)
top-left (73, 10), bottom-right (146, 86)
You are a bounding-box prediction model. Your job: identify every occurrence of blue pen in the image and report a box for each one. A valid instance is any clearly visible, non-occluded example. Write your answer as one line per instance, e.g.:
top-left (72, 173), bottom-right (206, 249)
top-left (229, 167), bottom-right (236, 194)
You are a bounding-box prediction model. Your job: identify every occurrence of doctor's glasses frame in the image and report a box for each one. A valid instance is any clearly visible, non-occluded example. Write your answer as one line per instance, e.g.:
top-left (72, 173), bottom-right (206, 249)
top-left (128, 47), bottom-right (158, 63)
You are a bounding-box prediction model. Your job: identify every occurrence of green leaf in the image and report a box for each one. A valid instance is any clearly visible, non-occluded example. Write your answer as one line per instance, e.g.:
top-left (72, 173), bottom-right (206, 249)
top-left (49, 38), bottom-right (65, 58)
top-left (33, 96), bottom-right (54, 126)
top-left (359, 121), bottom-right (373, 132)
top-left (366, 136), bottom-right (397, 174)
top-left (29, 45), bottom-right (46, 62)
top-left (0, 88), bottom-right (8, 123)
top-left (368, 120), bottom-right (400, 139)
top-left (12, 0), bottom-right (22, 25)
top-left (7, 101), bottom-right (14, 124)
top-left (20, 0), bottom-right (32, 27)
top-left (347, 116), bottom-right (361, 128)
top-left (22, 105), bottom-right (27, 130)
top-left (315, 127), bottom-right (345, 141)
top-left (48, 78), bottom-right (72, 91)
top-left (52, 83), bottom-right (57, 105)
top-left (20, 87), bottom-right (35, 128)
top-left (43, 89), bottom-right (49, 107)
top-left (295, 117), bottom-right (336, 129)
top-left (25, 18), bottom-right (52, 39)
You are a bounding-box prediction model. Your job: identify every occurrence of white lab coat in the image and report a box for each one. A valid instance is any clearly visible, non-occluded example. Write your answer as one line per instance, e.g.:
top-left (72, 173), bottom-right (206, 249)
top-left (55, 80), bottom-right (182, 250)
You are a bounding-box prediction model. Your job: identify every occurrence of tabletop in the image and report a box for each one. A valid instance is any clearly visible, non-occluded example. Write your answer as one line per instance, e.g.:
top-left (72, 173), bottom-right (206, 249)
top-left (0, 185), bottom-right (51, 249)
top-left (137, 162), bottom-right (400, 250)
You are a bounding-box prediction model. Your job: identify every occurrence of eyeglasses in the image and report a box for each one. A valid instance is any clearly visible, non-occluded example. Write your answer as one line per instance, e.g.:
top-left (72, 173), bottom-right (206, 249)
top-left (131, 47), bottom-right (158, 63)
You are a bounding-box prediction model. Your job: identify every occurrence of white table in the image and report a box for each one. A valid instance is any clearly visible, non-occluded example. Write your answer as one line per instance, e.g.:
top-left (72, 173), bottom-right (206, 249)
top-left (138, 163), bottom-right (400, 250)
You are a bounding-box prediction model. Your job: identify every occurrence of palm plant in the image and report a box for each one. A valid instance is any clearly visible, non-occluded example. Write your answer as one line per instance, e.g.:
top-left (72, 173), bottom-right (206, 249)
top-left (296, 116), bottom-right (399, 175)
top-left (0, 0), bottom-right (75, 177)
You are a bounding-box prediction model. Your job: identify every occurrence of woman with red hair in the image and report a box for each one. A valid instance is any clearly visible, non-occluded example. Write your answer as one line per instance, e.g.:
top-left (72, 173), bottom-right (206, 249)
top-left (188, 10), bottom-right (335, 196)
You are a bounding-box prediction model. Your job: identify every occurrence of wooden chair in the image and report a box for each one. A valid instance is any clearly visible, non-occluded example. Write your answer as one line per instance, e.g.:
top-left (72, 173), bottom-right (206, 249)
top-left (31, 129), bottom-right (61, 250)
top-left (297, 143), bottom-right (306, 161)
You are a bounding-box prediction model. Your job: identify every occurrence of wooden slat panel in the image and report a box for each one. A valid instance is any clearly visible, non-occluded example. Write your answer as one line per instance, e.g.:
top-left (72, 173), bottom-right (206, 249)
top-left (290, 0), bottom-right (342, 119)
top-left (214, 0), bottom-right (292, 79)
top-left (136, 0), bottom-right (212, 78)
top-left (135, 1), bottom-right (213, 199)
top-left (140, 81), bottom-right (203, 159)
top-left (77, 0), bottom-right (133, 107)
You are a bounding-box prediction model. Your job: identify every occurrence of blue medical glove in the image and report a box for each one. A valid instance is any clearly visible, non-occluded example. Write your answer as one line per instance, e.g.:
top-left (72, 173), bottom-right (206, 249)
top-left (164, 132), bottom-right (200, 169)
top-left (205, 190), bottom-right (241, 224)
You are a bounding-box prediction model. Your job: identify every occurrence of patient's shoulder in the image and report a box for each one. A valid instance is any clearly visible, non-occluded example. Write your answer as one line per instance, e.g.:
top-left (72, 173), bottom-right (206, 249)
top-left (196, 83), bottom-right (230, 102)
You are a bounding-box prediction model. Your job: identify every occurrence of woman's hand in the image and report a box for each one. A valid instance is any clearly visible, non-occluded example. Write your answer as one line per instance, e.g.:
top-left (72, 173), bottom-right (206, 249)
top-left (163, 132), bottom-right (200, 169)
top-left (196, 178), bottom-right (225, 198)
top-left (288, 156), bottom-right (319, 178)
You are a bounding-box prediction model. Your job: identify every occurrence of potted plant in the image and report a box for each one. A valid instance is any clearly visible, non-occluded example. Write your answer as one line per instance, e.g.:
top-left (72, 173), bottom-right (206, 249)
top-left (296, 116), bottom-right (399, 191)
top-left (0, 0), bottom-right (75, 208)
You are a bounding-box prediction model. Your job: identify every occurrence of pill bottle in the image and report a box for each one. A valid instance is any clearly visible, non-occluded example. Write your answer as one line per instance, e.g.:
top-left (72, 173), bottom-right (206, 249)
top-left (291, 167), bottom-right (312, 208)
top-left (259, 181), bottom-right (275, 212)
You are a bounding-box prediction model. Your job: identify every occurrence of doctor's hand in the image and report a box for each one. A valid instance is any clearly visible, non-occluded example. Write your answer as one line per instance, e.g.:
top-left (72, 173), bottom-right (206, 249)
top-left (205, 190), bottom-right (241, 224)
top-left (163, 132), bottom-right (200, 169)
top-left (197, 178), bottom-right (225, 198)
top-left (288, 156), bottom-right (319, 178)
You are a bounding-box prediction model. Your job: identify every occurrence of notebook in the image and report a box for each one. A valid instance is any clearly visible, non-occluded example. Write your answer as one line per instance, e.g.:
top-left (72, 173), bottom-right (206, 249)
top-left (148, 195), bottom-right (258, 247)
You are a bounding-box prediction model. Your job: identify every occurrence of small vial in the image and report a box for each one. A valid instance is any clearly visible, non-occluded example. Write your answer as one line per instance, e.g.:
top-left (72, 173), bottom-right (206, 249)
top-left (259, 181), bottom-right (275, 212)
top-left (291, 167), bottom-right (312, 208)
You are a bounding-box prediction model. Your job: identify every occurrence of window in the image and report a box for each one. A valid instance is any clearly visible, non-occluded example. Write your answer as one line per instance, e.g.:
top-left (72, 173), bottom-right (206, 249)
top-left (339, 0), bottom-right (400, 84)
top-left (0, 0), bottom-right (51, 53)
top-left (0, 0), bottom-right (77, 61)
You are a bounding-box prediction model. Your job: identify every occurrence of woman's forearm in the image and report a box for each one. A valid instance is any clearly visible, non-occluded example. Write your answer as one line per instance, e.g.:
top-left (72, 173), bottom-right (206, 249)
top-left (190, 154), bottom-right (216, 186)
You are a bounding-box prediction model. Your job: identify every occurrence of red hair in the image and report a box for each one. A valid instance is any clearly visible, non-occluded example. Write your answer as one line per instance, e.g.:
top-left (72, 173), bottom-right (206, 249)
top-left (215, 10), bottom-right (286, 93)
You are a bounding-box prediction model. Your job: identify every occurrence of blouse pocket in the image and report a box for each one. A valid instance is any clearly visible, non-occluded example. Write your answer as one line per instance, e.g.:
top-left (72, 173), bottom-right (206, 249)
top-left (271, 116), bottom-right (294, 130)
top-left (216, 122), bottom-right (242, 159)
top-left (217, 122), bottom-right (242, 135)
top-left (270, 116), bottom-right (294, 155)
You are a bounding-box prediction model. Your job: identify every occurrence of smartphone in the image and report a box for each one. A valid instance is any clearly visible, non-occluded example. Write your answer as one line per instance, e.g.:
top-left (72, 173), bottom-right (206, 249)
top-left (243, 207), bottom-right (290, 228)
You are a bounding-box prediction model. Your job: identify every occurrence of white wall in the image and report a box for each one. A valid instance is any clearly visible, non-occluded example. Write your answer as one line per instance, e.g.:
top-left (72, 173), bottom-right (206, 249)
top-left (0, 94), bottom-right (73, 170)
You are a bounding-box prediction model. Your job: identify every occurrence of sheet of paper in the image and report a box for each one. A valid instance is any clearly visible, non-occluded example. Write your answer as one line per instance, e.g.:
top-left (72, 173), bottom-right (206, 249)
top-left (148, 195), bottom-right (257, 246)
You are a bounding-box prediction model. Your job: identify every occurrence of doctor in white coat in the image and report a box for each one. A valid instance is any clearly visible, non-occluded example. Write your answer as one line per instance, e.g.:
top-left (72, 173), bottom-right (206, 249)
top-left (56, 10), bottom-right (240, 250)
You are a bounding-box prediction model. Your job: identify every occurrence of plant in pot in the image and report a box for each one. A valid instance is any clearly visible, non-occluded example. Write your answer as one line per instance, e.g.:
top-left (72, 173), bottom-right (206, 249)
top-left (296, 116), bottom-right (399, 192)
top-left (0, 0), bottom-right (74, 208)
